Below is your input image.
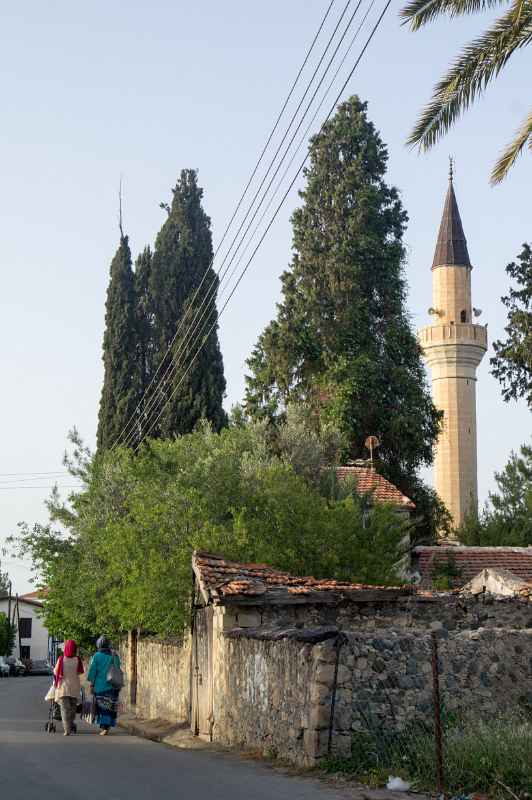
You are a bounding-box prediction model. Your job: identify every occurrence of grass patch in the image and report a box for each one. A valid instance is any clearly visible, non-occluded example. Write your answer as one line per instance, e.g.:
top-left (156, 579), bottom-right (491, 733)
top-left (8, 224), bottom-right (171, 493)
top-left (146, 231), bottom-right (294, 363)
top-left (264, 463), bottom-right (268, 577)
top-left (324, 713), bottom-right (532, 798)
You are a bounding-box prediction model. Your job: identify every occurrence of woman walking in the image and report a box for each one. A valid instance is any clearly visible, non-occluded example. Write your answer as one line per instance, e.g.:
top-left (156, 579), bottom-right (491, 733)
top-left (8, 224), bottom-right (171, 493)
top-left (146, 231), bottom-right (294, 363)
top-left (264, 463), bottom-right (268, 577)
top-left (53, 639), bottom-right (84, 736)
top-left (87, 636), bottom-right (122, 736)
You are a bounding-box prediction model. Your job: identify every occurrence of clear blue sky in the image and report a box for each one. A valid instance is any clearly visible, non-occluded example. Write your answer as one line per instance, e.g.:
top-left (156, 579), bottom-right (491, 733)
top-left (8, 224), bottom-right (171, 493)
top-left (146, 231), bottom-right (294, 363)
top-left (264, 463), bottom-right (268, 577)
top-left (1, 1), bottom-right (530, 592)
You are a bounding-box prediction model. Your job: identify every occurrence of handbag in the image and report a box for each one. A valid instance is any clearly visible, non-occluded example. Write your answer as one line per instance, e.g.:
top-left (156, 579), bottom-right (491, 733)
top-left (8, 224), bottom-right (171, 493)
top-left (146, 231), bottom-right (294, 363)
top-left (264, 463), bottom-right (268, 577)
top-left (106, 652), bottom-right (124, 690)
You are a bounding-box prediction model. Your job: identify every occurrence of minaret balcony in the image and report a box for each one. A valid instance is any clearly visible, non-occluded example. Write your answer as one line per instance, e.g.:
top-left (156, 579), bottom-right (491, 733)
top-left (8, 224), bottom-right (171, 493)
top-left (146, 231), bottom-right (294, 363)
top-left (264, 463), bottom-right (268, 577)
top-left (418, 322), bottom-right (487, 350)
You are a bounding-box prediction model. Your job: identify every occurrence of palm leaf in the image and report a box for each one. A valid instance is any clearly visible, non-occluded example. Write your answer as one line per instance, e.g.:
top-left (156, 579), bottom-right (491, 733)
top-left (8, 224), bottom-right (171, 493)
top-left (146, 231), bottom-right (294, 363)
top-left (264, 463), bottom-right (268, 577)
top-left (400, 0), bottom-right (509, 30)
top-left (407, 0), bottom-right (532, 150)
top-left (491, 108), bottom-right (532, 183)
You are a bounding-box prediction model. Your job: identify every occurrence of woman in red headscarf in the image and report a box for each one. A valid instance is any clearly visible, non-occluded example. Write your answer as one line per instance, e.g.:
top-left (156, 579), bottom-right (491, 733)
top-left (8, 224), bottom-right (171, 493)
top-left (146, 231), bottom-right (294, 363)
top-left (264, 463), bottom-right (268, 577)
top-left (53, 640), bottom-right (84, 736)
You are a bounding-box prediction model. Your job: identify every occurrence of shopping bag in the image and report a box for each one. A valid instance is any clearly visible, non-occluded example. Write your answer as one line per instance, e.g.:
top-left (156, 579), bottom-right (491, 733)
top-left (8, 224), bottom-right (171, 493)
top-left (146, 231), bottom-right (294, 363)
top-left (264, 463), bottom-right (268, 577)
top-left (44, 683), bottom-right (55, 702)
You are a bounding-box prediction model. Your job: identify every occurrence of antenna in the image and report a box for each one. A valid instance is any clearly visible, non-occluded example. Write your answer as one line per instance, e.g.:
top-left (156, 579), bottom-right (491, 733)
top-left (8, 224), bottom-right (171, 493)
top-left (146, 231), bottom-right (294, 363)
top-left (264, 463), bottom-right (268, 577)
top-left (449, 156), bottom-right (454, 182)
top-left (364, 435), bottom-right (380, 467)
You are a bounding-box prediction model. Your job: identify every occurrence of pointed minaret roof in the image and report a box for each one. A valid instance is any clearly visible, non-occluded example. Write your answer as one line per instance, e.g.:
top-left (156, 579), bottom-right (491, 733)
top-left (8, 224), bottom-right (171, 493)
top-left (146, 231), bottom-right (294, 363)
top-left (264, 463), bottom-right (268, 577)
top-left (432, 162), bottom-right (472, 269)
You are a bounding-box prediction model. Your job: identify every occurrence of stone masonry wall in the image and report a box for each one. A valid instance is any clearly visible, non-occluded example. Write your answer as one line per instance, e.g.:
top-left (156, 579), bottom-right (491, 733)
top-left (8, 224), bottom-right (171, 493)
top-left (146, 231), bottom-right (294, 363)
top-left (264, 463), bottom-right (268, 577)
top-left (212, 621), bottom-right (352, 765)
top-left (119, 635), bottom-right (191, 723)
top-left (345, 627), bottom-right (532, 733)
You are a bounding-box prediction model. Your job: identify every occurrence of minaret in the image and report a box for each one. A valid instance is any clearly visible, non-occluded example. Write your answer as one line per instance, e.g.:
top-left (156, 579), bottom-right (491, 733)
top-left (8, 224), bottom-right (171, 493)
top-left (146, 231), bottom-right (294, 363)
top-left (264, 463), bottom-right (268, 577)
top-left (418, 164), bottom-right (487, 531)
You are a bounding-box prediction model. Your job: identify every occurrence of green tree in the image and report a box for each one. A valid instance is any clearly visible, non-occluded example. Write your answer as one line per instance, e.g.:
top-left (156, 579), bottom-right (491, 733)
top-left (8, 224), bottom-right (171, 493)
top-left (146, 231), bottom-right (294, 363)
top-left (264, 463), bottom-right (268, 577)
top-left (458, 441), bottom-right (532, 546)
top-left (0, 612), bottom-right (15, 657)
top-left (14, 421), bottom-right (409, 640)
top-left (491, 243), bottom-right (532, 408)
top-left (0, 556), bottom-right (9, 593)
top-left (245, 97), bottom-right (441, 494)
top-left (147, 170), bottom-right (226, 438)
top-left (135, 246), bottom-right (154, 397)
top-left (96, 234), bottom-right (141, 450)
top-left (401, 0), bottom-right (532, 184)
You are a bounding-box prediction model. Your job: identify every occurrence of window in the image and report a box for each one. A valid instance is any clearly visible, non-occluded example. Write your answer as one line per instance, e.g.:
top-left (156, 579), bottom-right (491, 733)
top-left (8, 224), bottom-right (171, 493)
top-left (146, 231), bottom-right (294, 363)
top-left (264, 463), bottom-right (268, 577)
top-left (20, 646), bottom-right (30, 660)
top-left (460, 310), bottom-right (467, 322)
top-left (18, 618), bottom-right (32, 639)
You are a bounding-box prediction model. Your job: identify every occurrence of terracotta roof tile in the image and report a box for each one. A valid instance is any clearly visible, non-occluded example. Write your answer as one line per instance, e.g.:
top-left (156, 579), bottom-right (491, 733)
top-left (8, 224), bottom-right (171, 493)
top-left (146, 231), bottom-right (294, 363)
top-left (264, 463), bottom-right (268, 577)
top-left (336, 466), bottom-right (415, 509)
top-left (192, 551), bottom-right (411, 605)
top-left (414, 546), bottom-right (532, 588)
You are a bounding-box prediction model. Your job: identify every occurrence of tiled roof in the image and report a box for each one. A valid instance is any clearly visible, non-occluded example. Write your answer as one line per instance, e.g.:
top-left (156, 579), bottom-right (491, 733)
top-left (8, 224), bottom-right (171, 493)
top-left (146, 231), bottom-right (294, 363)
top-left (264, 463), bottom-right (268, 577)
top-left (192, 551), bottom-right (411, 606)
top-left (20, 590), bottom-right (45, 601)
top-left (414, 546), bottom-right (532, 588)
top-left (432, 178), bottom-right (472, 269)
top-left (336, 466), bottom-right (416, 510)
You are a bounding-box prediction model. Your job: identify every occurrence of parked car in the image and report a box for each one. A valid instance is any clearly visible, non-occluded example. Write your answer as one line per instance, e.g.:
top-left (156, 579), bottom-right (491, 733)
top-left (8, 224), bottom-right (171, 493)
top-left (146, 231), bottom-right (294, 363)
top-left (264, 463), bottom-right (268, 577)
top-left (6, 656), bottom-right (27, 677)
top-left (0, 656), bottom-right (9, 678)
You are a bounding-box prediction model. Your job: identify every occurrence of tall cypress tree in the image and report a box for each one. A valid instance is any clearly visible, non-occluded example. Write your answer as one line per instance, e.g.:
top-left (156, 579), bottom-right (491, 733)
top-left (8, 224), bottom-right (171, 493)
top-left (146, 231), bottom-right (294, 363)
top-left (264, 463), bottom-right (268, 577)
top-left (97, 234), bottom-right (140, 450)
top-left (245, 96), bottom-right (441, 482)
top-left (147, 169), bottom-right (226, 437)
top-left (134, 246), bottom-right (153, 397)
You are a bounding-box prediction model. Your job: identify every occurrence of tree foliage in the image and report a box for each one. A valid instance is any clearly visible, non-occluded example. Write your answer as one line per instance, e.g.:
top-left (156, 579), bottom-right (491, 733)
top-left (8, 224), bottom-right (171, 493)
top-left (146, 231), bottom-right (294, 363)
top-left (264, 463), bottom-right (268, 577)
top-left (458, 441), bottom-right (532, 546)
top-left (146, 170), bottom-right (226, 439)
top-left (401, 0), bottom-right (532, 184)
top-left (0, 612), bottom-right (15, 657)
top-left (96, 235), bottom-right (141, 450)
top-left (13, 422), bottom-right (409, 644)
top-left (491, 243), bottom-right (532, 408)
top-left (245, 96), bottom-right (441, 498)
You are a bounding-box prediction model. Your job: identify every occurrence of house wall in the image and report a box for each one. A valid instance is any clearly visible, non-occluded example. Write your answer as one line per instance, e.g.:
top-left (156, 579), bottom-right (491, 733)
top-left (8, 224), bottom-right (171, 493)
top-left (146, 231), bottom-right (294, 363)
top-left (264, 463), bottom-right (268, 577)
top-left (0, 599), bottom-right (49, 661)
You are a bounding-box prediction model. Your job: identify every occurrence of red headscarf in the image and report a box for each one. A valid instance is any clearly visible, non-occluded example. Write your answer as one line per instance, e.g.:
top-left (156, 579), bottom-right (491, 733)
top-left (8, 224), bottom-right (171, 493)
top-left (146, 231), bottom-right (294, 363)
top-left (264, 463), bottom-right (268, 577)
top-left (54, 639), bottom-right (84, 687)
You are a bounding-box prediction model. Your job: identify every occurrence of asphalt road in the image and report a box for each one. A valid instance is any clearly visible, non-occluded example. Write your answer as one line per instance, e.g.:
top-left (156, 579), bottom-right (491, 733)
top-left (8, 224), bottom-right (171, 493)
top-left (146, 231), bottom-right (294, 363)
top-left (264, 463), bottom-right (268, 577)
top-left (0, 676), bottom-right (350, 800)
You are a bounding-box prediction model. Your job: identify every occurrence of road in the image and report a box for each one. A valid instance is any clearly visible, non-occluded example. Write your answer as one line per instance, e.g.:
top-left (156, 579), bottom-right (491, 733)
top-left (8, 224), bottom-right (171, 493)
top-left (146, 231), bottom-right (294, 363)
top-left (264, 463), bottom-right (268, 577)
top-left (0, 676), bottom-right (350, 800)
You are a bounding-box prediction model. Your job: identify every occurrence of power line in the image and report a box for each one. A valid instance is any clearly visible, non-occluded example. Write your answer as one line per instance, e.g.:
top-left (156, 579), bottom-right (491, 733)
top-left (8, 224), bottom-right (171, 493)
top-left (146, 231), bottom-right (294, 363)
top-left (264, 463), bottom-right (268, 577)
top-left (113, 0), bottom-right (337, 450)
top-left (122, 0), bottom-right (363, 448)
top-left (135, 0), bottom-right (393, 450)
top-left (0, 485), bottom-right (83, 491)
top-left (0, 471), bottom-right (68, 477)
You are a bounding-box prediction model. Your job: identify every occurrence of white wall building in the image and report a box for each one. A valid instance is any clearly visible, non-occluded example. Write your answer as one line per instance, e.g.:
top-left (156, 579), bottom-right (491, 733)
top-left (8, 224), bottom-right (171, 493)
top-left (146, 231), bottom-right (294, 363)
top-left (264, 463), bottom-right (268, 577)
top-left (0, 591), bottom-right (50, 662)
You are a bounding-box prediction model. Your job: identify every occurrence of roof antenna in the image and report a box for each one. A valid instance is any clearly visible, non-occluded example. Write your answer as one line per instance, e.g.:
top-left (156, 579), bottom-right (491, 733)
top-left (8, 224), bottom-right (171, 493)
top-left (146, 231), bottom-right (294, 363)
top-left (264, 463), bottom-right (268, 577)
top-left (118, 174), bottom-right (124, 238)
top-left (364, 436), bottom-right (380, 470)
top-left (449, 156), bottom-right (454, 183)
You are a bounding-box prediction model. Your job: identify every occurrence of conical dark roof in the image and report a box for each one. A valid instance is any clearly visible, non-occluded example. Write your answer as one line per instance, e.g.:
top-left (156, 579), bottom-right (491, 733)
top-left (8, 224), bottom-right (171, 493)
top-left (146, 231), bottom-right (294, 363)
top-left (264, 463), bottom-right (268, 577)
top-left (432, 178), bottom-right (472, 269)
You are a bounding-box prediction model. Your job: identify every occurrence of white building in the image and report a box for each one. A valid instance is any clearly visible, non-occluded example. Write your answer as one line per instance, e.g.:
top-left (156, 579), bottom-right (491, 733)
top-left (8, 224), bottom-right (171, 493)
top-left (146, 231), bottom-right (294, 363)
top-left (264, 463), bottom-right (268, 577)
top-left (0, 591), bottom-right (50, 662)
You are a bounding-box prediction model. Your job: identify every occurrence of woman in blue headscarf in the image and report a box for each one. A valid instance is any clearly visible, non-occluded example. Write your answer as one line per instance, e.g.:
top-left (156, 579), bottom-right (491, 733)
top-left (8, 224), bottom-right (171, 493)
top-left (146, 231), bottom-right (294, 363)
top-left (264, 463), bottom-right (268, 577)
top-left (87, 636), bottom-right (122, 735)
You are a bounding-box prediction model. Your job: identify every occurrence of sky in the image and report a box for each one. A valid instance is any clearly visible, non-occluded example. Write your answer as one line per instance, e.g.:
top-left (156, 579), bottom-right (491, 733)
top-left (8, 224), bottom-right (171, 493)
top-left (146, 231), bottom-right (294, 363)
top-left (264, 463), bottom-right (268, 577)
top-left (1, 1), bottom-right (530, 593)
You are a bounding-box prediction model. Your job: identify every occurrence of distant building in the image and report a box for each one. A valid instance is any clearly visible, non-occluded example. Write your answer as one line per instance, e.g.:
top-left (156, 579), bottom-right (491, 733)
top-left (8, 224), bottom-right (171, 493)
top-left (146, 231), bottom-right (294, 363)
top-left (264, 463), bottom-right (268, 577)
top-left (0, 591), bottom-right (50, 662)
top-left (336, 463), bottom-right (415, 519)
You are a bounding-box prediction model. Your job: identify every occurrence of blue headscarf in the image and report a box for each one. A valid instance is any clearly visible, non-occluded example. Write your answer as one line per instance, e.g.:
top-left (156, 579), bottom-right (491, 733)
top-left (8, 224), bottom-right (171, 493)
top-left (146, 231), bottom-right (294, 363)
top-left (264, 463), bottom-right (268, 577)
top-left (96, 635), bottom-right (111, 654)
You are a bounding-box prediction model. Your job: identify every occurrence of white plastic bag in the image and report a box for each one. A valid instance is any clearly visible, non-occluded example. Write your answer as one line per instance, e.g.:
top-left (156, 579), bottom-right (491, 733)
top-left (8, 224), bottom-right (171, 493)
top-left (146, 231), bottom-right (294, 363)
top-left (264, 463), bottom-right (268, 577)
top-left (44, 682), bottom-right (56, 702)
top-left (386, 777), bottom-right (411, 792)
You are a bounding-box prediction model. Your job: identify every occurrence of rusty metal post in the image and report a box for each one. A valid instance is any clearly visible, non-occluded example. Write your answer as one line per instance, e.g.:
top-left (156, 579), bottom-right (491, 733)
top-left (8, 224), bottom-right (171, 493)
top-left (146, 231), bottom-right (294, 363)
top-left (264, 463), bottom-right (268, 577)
top-left (431, 632), bottom-right (445, 797)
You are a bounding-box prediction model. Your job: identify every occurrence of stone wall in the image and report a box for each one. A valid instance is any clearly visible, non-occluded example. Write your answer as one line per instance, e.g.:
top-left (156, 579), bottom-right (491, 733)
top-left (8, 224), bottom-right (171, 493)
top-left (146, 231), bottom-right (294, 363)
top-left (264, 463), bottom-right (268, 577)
top-left (258, 594), bottom-right (532, 632)
top-left (345, 627), bottom-right (532, 733)
top-left (119, 634), bottom-right (191, 723)
top-left (214, 625), bottom-right (352, 765)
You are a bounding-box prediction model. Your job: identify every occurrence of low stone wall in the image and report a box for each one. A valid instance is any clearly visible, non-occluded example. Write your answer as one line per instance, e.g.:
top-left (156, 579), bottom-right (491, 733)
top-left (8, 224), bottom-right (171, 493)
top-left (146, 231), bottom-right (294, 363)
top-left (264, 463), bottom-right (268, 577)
top-left (213, 626), bottom-right (351, 765)
top-left (119, 635), bottom-right (191, 724)
top-left (345, 627), bottom-right (532, 732)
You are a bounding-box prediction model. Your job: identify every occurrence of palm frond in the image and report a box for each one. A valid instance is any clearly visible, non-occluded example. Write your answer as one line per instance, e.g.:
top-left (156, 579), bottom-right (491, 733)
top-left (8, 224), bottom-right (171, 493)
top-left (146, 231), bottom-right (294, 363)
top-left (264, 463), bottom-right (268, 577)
top-left (407, 0), bottom-right (532, 149)
top-left (490, 108), bottom-right (532, 183)
top-left (400, 0), bottom-right (509, 30)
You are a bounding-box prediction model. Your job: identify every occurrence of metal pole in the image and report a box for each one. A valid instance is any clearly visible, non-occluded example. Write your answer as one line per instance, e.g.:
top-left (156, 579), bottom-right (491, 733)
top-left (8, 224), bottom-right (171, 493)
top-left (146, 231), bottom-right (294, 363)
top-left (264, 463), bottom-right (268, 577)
top-left (15, 594), bottom-right (22, 661)
top-left (431, 632), bottom-right (445, 796)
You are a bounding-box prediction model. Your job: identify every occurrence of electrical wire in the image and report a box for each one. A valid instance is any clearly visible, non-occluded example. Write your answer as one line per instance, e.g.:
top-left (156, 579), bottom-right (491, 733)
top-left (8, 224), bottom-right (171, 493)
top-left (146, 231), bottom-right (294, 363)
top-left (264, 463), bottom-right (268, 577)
top-left (113, 0), bottom-right (337, 450)
top-left (122, 0), bottom-right (364, 448)
top-left (134, 0), bottom-right (393, 450)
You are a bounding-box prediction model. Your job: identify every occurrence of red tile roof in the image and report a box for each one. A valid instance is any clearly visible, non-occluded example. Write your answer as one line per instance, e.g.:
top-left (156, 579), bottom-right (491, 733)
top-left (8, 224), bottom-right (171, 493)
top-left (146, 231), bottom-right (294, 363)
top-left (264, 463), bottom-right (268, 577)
top-left (414, 546), bottom-right (532, 588)
top-left (336, 466), bottom-right (416, 510)
top-left (192, 551), bottom-right (411, 606)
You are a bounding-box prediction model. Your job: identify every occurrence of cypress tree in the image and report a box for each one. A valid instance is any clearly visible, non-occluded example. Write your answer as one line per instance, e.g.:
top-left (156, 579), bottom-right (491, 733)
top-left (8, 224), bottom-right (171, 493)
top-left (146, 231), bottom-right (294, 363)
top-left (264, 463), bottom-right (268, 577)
top-left (97, 234), bottom-right (140, 450)
top-left (245, 96), bottom-right (441, 482)
top-left (147, 169), bottom-right (226, 437)
top-left (134, 246), bottom-right (153, 396)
